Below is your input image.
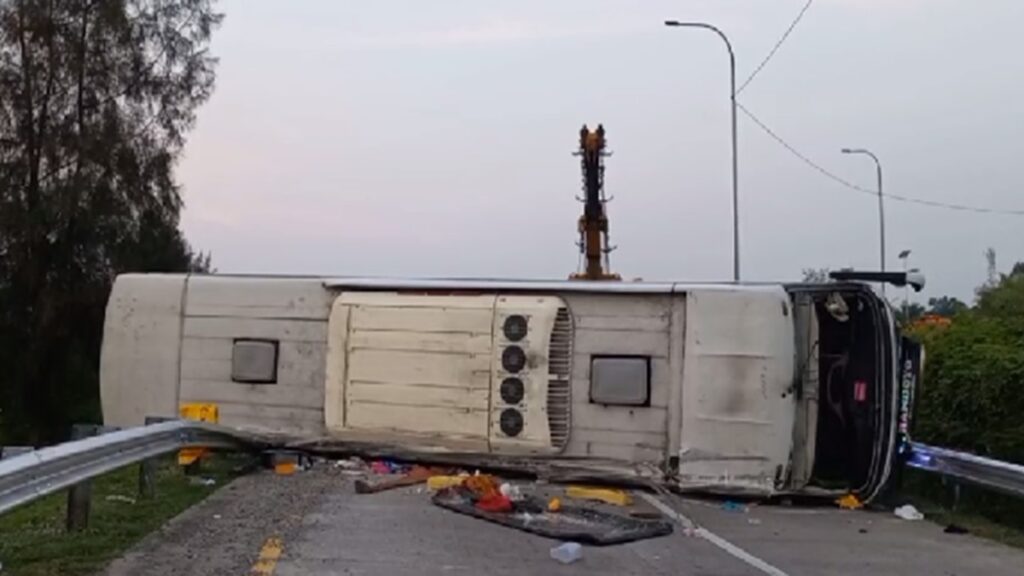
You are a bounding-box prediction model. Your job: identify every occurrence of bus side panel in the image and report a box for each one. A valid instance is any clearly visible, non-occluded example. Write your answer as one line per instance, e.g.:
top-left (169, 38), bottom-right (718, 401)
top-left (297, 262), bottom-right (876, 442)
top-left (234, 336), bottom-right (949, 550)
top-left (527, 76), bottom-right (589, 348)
top-left (679, 287), bottom-right (797, 494)
top-left (177, 276), bottom-right (332, 435)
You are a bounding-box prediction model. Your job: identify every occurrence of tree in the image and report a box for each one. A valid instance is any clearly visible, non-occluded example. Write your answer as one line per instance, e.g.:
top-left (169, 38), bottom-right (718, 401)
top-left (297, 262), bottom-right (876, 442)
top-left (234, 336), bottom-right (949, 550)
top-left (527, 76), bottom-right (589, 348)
top-left (0, 0), bottom-right (221, 443)
top-left (895, 302), bottom-right (926, 324)
top-left (927, 296), bottom-right (967, 318)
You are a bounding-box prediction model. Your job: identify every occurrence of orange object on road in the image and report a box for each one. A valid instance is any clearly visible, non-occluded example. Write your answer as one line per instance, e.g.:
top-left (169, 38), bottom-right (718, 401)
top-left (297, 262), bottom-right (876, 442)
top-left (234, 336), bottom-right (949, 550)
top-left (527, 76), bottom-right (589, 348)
top-left (548, 497), bottom-right (562, 512)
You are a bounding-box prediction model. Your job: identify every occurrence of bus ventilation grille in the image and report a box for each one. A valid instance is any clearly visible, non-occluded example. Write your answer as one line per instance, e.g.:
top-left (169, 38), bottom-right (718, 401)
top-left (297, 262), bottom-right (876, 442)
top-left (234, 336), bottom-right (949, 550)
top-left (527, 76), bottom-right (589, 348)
top-left (547, 307), bottom-right (573, 450)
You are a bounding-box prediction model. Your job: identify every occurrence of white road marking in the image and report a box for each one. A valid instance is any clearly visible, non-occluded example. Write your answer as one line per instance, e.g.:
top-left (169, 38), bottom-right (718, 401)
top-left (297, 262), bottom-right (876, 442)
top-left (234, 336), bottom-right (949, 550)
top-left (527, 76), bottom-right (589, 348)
top-left (638, 492), bottom-right (791, 576)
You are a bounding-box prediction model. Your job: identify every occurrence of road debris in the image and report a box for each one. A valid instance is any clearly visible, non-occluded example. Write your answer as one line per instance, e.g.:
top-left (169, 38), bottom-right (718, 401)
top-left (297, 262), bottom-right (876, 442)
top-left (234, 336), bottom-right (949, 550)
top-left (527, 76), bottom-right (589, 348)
top-left (427, 474), bottom-right (468, 490)
top-left (332, 457), bottom-right (367, 475)
top-left (355, 465), bottom-right (449, 494)
top-left (189, 477), bottom-right (217, 487)
top-left (550, 542), bottom-right (583, 564)
top-left (747, 518), bottom-right (762, 525)
top-left (836, 493), bottom-right (864, 510)
top-left (432, 486), bottom-right (673, 545)
top-left (944, 523), bottom-right (969, 535)
top-left (894, 504), bottom-right (924, 521)
top-left (500, 482), bottom-right (523, 502)
top-left (547, 497), bottom-right (562, 512)
top-left (721, 501), bottom-right (747, 513)
top-left (565, 485), bottom-right (632, 506)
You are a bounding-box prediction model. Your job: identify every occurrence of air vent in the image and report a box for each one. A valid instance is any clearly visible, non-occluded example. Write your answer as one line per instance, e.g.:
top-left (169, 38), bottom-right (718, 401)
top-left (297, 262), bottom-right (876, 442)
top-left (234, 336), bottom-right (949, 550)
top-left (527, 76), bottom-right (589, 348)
top-left (500, 377), bottom-right (525, 404)
top-left (547, 307), bottom-right (572, 449)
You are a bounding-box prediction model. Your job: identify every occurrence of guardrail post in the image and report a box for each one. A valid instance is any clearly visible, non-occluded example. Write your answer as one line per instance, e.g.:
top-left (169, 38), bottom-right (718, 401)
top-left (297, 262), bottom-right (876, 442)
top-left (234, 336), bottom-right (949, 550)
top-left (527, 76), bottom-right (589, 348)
top-left (66, 424), bottom-right (101, 532)
top-left (138, 416), bottom-right (170, 499)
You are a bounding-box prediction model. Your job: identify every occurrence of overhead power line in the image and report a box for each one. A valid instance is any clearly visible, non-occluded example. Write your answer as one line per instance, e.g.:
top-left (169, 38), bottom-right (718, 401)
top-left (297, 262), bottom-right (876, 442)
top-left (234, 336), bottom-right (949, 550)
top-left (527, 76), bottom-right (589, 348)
top-left (736, 102), bottom-right (1024, 216)
top-left (737, 0), bottom-right (815, 94)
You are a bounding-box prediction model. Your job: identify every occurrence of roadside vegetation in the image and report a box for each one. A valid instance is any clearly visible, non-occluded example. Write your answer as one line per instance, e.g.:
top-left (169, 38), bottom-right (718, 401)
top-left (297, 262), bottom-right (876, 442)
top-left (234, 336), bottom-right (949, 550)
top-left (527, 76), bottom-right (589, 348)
top-left (900, 253), bottom-right (1024, 540)
top-left (0, 0), bottom-right (220, 446)
top-left (0, 455), bottom-right (245, 576)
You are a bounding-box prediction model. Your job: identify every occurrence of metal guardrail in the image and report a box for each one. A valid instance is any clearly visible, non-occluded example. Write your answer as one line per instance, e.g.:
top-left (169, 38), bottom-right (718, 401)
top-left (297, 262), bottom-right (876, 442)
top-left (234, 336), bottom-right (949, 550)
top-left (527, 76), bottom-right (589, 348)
top-left (907, 441), bottom-right (1024, 498)
top-left (0, 420), bottom-right (249, 515)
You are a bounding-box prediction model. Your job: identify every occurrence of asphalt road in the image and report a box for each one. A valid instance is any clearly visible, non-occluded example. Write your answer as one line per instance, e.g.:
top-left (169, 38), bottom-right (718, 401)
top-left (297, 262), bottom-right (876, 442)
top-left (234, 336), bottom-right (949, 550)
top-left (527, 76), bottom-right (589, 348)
top-left (101, 466), bottom-right (1024, 576)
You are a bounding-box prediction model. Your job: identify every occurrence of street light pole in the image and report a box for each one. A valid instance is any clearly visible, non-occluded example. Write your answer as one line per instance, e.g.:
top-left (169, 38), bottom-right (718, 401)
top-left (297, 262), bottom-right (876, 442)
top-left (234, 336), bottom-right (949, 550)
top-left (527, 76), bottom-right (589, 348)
top-left (664, 20), bottom-right (740, 282)
top-left (841, 147), bottom-right (885, 293)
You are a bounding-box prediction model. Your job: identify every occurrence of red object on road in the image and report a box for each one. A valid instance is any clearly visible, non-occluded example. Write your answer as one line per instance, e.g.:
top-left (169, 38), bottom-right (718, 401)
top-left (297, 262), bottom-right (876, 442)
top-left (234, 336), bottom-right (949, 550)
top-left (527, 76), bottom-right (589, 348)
top-left (475, 493), bottom-right (513, 513)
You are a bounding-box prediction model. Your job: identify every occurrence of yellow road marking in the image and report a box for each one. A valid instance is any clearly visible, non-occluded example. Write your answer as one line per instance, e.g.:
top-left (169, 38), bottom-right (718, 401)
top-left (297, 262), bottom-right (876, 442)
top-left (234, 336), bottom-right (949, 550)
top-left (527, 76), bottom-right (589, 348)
top-left (250, 536), bottom-right (284, 575)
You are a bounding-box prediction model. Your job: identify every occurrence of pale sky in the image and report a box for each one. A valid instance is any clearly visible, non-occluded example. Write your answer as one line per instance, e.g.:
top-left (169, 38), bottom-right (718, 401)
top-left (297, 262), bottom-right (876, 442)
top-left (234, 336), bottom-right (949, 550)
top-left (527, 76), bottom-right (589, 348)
top-left (178, 0), bottom-right (1024, 303)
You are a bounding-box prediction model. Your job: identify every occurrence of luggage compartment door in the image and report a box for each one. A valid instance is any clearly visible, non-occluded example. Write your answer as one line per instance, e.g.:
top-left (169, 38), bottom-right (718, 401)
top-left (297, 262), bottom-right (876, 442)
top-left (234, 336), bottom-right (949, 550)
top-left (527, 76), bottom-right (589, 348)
top-left (678, 287), bottom-right (798, 494)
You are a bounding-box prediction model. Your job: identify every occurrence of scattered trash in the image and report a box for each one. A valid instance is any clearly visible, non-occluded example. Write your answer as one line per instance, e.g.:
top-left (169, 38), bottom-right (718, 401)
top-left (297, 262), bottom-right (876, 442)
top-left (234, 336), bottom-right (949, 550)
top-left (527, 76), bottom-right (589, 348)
top-left (630, 511), bottom-right (663, 520)
top-left (893, 504), bottom-right (924, 521)
top-left (944, 523), bottom-right (969, 535)
top-left (721, 501), bottom-right (747, 513)
top-left (370, 461), bottom-right (392, 475)
top-left (355, 465), bottom-right (447, 494)
top-left (565, 485), bottom-right (632, 507)
top-left (550, 542), bottom-right (583, 564)
top-left (428, 475), bottom-right (468, 491)
top-left (548, 497), bottom-right (562, 512)
top-left (212, 514), bottom-right (221, 520)
top-left (434, 484), bottom-right (671, 545)
top-left (477, 493), bottom-right (513, 513)
top-left (104, 494), bottom-right (136, 504)
top-left (858, 528), bottom-right (868, 534)
top-left (500, 482), bottom-right (524, 502)
top-left (836, 494), bottom-right (864, 510)
top-left (747, 518), bottom-right (762, 525)
top-left (333, 457), bottom-right (367, 474)
top-left (275, 461), bottom-right (298, 476)
top-left (189, 477), bottom-right (217, 487)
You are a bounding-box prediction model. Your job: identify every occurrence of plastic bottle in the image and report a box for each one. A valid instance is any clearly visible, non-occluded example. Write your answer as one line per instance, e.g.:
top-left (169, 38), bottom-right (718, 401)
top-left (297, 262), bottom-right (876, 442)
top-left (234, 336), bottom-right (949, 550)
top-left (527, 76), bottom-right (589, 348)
top-left (549, 542), bottom-right (583, 564)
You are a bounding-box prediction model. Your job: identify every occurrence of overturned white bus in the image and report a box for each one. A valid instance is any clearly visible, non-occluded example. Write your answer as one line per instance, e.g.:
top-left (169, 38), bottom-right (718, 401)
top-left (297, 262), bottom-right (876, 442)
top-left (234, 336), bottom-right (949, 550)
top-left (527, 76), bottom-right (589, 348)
top-left (99, 272), bottom-right (922, 502)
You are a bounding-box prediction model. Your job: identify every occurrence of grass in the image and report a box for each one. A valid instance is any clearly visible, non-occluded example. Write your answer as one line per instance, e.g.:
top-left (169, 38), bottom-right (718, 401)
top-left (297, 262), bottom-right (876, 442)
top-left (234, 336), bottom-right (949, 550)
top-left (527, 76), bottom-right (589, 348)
top-left (0, 453), bottom-right (248, 576)
top-left (899, 469), bottom-right (1024, 550)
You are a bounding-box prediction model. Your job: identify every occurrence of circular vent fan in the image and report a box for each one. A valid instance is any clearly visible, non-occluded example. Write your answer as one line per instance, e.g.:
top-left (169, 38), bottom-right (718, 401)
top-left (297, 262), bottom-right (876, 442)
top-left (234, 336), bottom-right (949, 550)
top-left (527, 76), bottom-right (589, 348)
top-left (502, 314), bottom-right (528, 342)
top-left (499, 408), bottom-right (524, 437)
top-left (501, 346), bottom-right (526, 373)
top-left (500, 377), bottom-right (525, 404)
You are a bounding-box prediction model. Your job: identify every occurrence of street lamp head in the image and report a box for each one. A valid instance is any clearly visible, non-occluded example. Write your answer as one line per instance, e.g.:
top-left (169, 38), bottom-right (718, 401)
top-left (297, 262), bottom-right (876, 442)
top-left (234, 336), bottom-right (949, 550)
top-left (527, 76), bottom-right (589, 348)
top-left (664, 20), bottom-right (682, 26)
top-left (841, 148), bottom-right (854, 154)
top-left (898, 249), bottom-right (911, 259)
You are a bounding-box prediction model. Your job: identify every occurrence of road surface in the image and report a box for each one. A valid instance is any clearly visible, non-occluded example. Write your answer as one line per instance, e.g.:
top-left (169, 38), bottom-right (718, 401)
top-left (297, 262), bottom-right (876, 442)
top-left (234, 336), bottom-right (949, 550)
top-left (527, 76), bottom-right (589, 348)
top-left (101, 466), bottom-right (1024, 576)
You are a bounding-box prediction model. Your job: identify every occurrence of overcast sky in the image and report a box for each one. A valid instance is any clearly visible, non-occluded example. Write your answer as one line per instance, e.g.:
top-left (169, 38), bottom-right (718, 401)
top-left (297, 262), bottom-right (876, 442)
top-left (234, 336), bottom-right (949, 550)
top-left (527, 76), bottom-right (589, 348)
top-left (178, 0), bottom-right (1024, 303)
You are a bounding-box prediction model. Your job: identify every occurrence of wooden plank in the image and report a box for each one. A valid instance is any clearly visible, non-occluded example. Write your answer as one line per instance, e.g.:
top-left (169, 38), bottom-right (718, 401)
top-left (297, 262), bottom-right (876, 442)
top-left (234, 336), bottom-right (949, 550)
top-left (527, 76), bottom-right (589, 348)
top-left (347, 349), bottom-right (492, 388)
top-left (179, 380), bottom-right (324, 409)
top-left (348, 330), bottom-right (492, 355)
top-left (346, 403), bottom-right (488, 438)
top-left (349, 305), bottom-right (493, 335)
top-left (347, 382), bottom-right (489, 410)
top-left (182, 317), bottom-right (327, 342)
top-left (572, 329), bottom-right (669, 358)
top-left (563, 294), bottom-right (672, 318)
